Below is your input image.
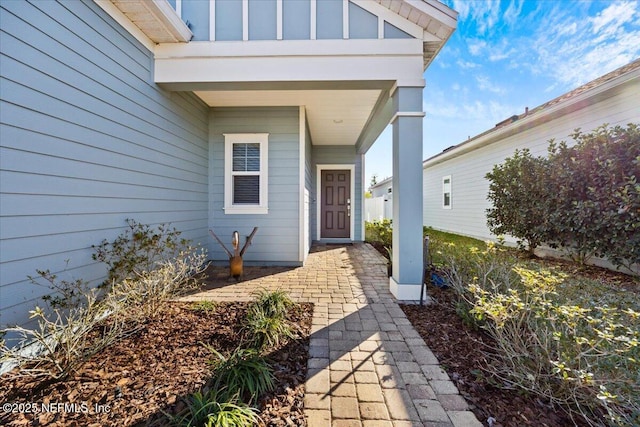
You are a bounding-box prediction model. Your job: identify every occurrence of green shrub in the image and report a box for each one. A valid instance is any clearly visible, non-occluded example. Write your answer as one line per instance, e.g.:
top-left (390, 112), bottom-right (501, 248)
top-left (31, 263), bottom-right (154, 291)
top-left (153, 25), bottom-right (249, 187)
top-left (244, 306), bottom-right (294, 350)
top-left (364, 219), bottom-right (392, 248)
top-left (485, 123), bottom-right (640, 268)
top-left (440, 241), bottom-right (640, 426)
top-left (545, 124), bottom-right (640, 268)
top-left (485, 148), bottom-right (551, 254)
top-left (30, 267), bottom-right (95, 310)
top-left (250, 289), bottom-right (294, 319)
top-left (206, 347), bottom-right (275, 404)
top-left (243, 290), bottom-right (297, 350)
top-left (92, 219), bottom-right (191, 290)
top-left (172, 388), bottom-right (261, 427)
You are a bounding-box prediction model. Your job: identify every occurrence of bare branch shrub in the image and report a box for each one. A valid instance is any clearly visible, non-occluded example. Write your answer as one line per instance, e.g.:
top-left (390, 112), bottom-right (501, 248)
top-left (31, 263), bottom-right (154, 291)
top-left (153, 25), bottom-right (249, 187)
top-left (438, 241), bottom-right (640, 426)
top-left (109, 248), bottom-right (208, 321)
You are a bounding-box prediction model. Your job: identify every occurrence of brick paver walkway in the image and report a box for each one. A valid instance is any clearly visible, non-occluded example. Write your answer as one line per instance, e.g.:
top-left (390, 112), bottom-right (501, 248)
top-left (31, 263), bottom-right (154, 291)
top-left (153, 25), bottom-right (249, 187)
top-left (180, 243), bottom-right (482, 427)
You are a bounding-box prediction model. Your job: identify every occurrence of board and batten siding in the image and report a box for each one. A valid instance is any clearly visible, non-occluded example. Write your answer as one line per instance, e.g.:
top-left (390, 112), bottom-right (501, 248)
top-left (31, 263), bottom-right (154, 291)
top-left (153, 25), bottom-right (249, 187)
top-left (312, 145), bottom-right (363, 241)
top-left (423, 77), bottom-right (640, 244)
top-left (178, 0), bottom-right (412, 41)
top-left (0, 0), bottom-right (209, 329)
top-left (209, 107), bottom-right (301, 265)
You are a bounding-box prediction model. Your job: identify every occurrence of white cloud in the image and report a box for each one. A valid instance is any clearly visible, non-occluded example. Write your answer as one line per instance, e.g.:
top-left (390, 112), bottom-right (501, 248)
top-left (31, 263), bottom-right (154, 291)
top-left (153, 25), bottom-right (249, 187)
top-left (467, 39), bottom-right (486, 56)
top-left (488, 40), bottom-right (515, 62)
top-left (456, 59), bottom-right (479, 69)
top-left (462, 100), bottom-right (520, 125)
top-left (503, 0), bottom-right (525, 26)
top-left (452, 0), bottom-right (501, 34)
top-left (524, 1), bottom-right (640, 88)
top-left (590, 1), bottom-right (637, 34)
top-left (475, 75), bottom-right (506, 94)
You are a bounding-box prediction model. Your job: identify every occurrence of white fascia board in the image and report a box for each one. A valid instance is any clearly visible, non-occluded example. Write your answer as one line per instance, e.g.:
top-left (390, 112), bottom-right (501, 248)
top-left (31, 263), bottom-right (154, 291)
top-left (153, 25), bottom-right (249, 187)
top-left (422, 71), bottom-right (639, 169)
top-left (151, 0), bottom-right (192, 41)
top-left (352, 0), bottom-right (424, 39)
top-left (154, 39), bottom-right (424, 84)
top-left (94, 0), bottom-right (155, 51)
top-left (408, 0), bottom-right (458, 29)
top-left (155, 38), bottom-right (422, 58)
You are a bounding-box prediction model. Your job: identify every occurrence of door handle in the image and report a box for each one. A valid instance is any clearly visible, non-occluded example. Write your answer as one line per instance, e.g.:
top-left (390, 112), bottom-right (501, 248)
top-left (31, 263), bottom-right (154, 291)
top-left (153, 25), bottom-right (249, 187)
top-left (347, 198), bottom-right (351, 217)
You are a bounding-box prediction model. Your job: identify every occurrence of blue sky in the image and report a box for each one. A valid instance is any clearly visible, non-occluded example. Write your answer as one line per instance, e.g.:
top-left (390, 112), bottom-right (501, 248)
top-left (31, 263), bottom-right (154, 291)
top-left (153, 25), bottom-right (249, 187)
top-left (365, 0), bottom-right (640, 187)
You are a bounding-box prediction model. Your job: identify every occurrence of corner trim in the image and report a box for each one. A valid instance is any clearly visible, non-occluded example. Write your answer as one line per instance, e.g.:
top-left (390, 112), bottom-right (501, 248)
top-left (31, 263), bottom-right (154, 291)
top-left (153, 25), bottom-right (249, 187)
top-left (299, 107), bottom-right (307, 263)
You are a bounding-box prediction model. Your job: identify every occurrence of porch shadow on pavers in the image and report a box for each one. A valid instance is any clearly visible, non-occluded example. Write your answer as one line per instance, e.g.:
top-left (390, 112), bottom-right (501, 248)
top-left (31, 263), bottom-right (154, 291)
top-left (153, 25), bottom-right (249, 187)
top-left (180, 244), bottom-right (482, 427)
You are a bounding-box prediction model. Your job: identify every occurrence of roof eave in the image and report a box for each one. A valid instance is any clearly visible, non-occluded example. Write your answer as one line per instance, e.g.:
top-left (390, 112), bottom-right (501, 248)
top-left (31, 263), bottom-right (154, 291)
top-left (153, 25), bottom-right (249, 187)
top-left (423, 62), bottom-right (640, 168)
top-left (99, 0), bottom-right (192, 44)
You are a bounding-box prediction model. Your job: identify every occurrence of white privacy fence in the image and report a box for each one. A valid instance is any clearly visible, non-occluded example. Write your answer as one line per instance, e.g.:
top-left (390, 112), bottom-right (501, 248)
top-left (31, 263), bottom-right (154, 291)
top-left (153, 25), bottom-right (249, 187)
top-left (365, 196), bottom-right (392, 221)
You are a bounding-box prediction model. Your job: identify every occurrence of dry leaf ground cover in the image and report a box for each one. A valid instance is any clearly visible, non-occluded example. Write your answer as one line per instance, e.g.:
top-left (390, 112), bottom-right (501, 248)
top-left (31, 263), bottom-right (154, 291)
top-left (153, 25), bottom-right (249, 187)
top-left (0, 301), bottom-right (313, 426)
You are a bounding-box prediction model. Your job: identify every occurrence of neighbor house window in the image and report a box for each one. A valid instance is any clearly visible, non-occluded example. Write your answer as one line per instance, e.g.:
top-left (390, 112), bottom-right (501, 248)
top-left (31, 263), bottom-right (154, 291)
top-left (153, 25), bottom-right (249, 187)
top-left (442, 175), bottom-right (452, 209)
top-left (224, 133), bottom-right (268, 214)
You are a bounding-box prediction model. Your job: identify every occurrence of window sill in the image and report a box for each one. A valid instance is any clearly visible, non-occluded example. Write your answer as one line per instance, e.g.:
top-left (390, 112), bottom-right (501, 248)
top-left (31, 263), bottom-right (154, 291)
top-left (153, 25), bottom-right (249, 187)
top-left (224, 206), bottom-right (269, 215)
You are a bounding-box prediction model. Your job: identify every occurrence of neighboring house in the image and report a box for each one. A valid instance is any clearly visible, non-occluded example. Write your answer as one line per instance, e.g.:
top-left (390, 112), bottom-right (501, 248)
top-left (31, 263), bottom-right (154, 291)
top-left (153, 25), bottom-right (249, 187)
top-left (422, 59), bottom-right (639, 246)
top-left (366, 176), bottom-right (393, 221)
top-left (0, 0), bottom-right (457, 328)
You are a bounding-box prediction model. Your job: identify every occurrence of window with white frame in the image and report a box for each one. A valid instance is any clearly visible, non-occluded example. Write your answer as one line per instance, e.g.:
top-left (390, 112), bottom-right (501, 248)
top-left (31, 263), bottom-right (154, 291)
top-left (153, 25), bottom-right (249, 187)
top-left (442, 175), bottom-right (452, 209)
top-left (224, 133), bottom-right (268, 214)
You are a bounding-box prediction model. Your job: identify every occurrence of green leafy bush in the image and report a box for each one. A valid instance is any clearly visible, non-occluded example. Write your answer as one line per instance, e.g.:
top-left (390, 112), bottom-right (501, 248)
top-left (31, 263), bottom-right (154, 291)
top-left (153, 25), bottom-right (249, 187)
top-left (545, 124), bottom-right (640, 267)
top-left (244, 306), bottom-right (294, 350)
top-left (364, 219), bottom-right (392, 249)
top-left (485, 148), bottom-right (550, 254)
top-left (92, 218), bottom-right (191, 290)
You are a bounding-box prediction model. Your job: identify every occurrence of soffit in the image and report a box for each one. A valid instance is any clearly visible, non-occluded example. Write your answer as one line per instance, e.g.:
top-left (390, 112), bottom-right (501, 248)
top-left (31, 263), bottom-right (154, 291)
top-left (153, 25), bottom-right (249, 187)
top-left (108, 0), bottom-right (191, 43)
top-left (195, 90), bottom-right (382, 146)
top-left (375, 0), bottom-right (457, 68)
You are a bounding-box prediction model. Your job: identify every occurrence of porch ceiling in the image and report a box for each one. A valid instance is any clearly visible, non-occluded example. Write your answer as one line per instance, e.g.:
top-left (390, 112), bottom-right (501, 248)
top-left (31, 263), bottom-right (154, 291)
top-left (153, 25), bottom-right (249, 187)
top-left (195, 89), bottom-right (383, 146)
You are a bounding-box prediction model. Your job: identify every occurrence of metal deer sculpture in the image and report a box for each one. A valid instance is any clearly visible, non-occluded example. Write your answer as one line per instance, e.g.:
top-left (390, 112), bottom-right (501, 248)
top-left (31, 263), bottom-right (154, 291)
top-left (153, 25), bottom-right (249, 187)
top-left (209, 227), bottom-right (258, 280)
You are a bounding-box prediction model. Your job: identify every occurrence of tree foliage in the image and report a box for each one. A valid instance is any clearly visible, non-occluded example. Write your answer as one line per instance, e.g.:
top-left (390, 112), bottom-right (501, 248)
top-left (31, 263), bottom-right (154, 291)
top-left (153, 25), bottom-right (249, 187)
top-left (485, 123), bottom-right (639, 269)
top-left (485, 148), bottom-right (550, 254)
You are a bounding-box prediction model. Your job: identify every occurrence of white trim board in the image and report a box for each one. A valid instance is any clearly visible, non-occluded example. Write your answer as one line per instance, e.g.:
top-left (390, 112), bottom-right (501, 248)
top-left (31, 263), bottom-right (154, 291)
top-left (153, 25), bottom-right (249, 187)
top-left (316, 164), bottom-right (356, 241)
top-left (298, 106), bottom-right (307, 263)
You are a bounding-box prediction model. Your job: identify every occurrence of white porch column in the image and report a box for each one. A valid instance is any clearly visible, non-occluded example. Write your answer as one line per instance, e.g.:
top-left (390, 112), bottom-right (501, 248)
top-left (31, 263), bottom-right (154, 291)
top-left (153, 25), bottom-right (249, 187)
top-left (390, 85), bottom-right (425, 300)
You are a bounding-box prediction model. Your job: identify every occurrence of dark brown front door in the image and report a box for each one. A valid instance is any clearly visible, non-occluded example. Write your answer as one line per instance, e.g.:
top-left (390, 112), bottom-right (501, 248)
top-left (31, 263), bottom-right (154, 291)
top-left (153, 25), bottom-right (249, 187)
top-left (321, 169), bottom-right (351, 238)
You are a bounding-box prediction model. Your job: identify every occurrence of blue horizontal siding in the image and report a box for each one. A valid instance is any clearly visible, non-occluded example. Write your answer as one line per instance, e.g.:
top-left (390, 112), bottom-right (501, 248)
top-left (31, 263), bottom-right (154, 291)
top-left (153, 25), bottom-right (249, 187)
top-left (0, 0), bottom-right (209, 329)
top-left (209, 107), bottom-right (301, 265)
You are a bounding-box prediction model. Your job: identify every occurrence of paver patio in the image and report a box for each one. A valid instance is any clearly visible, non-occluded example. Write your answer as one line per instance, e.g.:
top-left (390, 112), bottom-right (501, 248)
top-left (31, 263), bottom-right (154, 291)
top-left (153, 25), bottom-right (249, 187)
top-left (180, 243), bottom-right (482, 427)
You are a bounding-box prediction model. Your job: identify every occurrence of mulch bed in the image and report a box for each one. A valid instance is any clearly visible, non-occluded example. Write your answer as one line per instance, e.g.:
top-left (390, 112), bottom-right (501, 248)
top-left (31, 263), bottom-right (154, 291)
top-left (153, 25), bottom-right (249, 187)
top-left (380, 240), bottom-right (638, 427)
top-left (0, 301), bottom-right (313, 427)
top-left (401, 288), bottom-right (584, 427)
